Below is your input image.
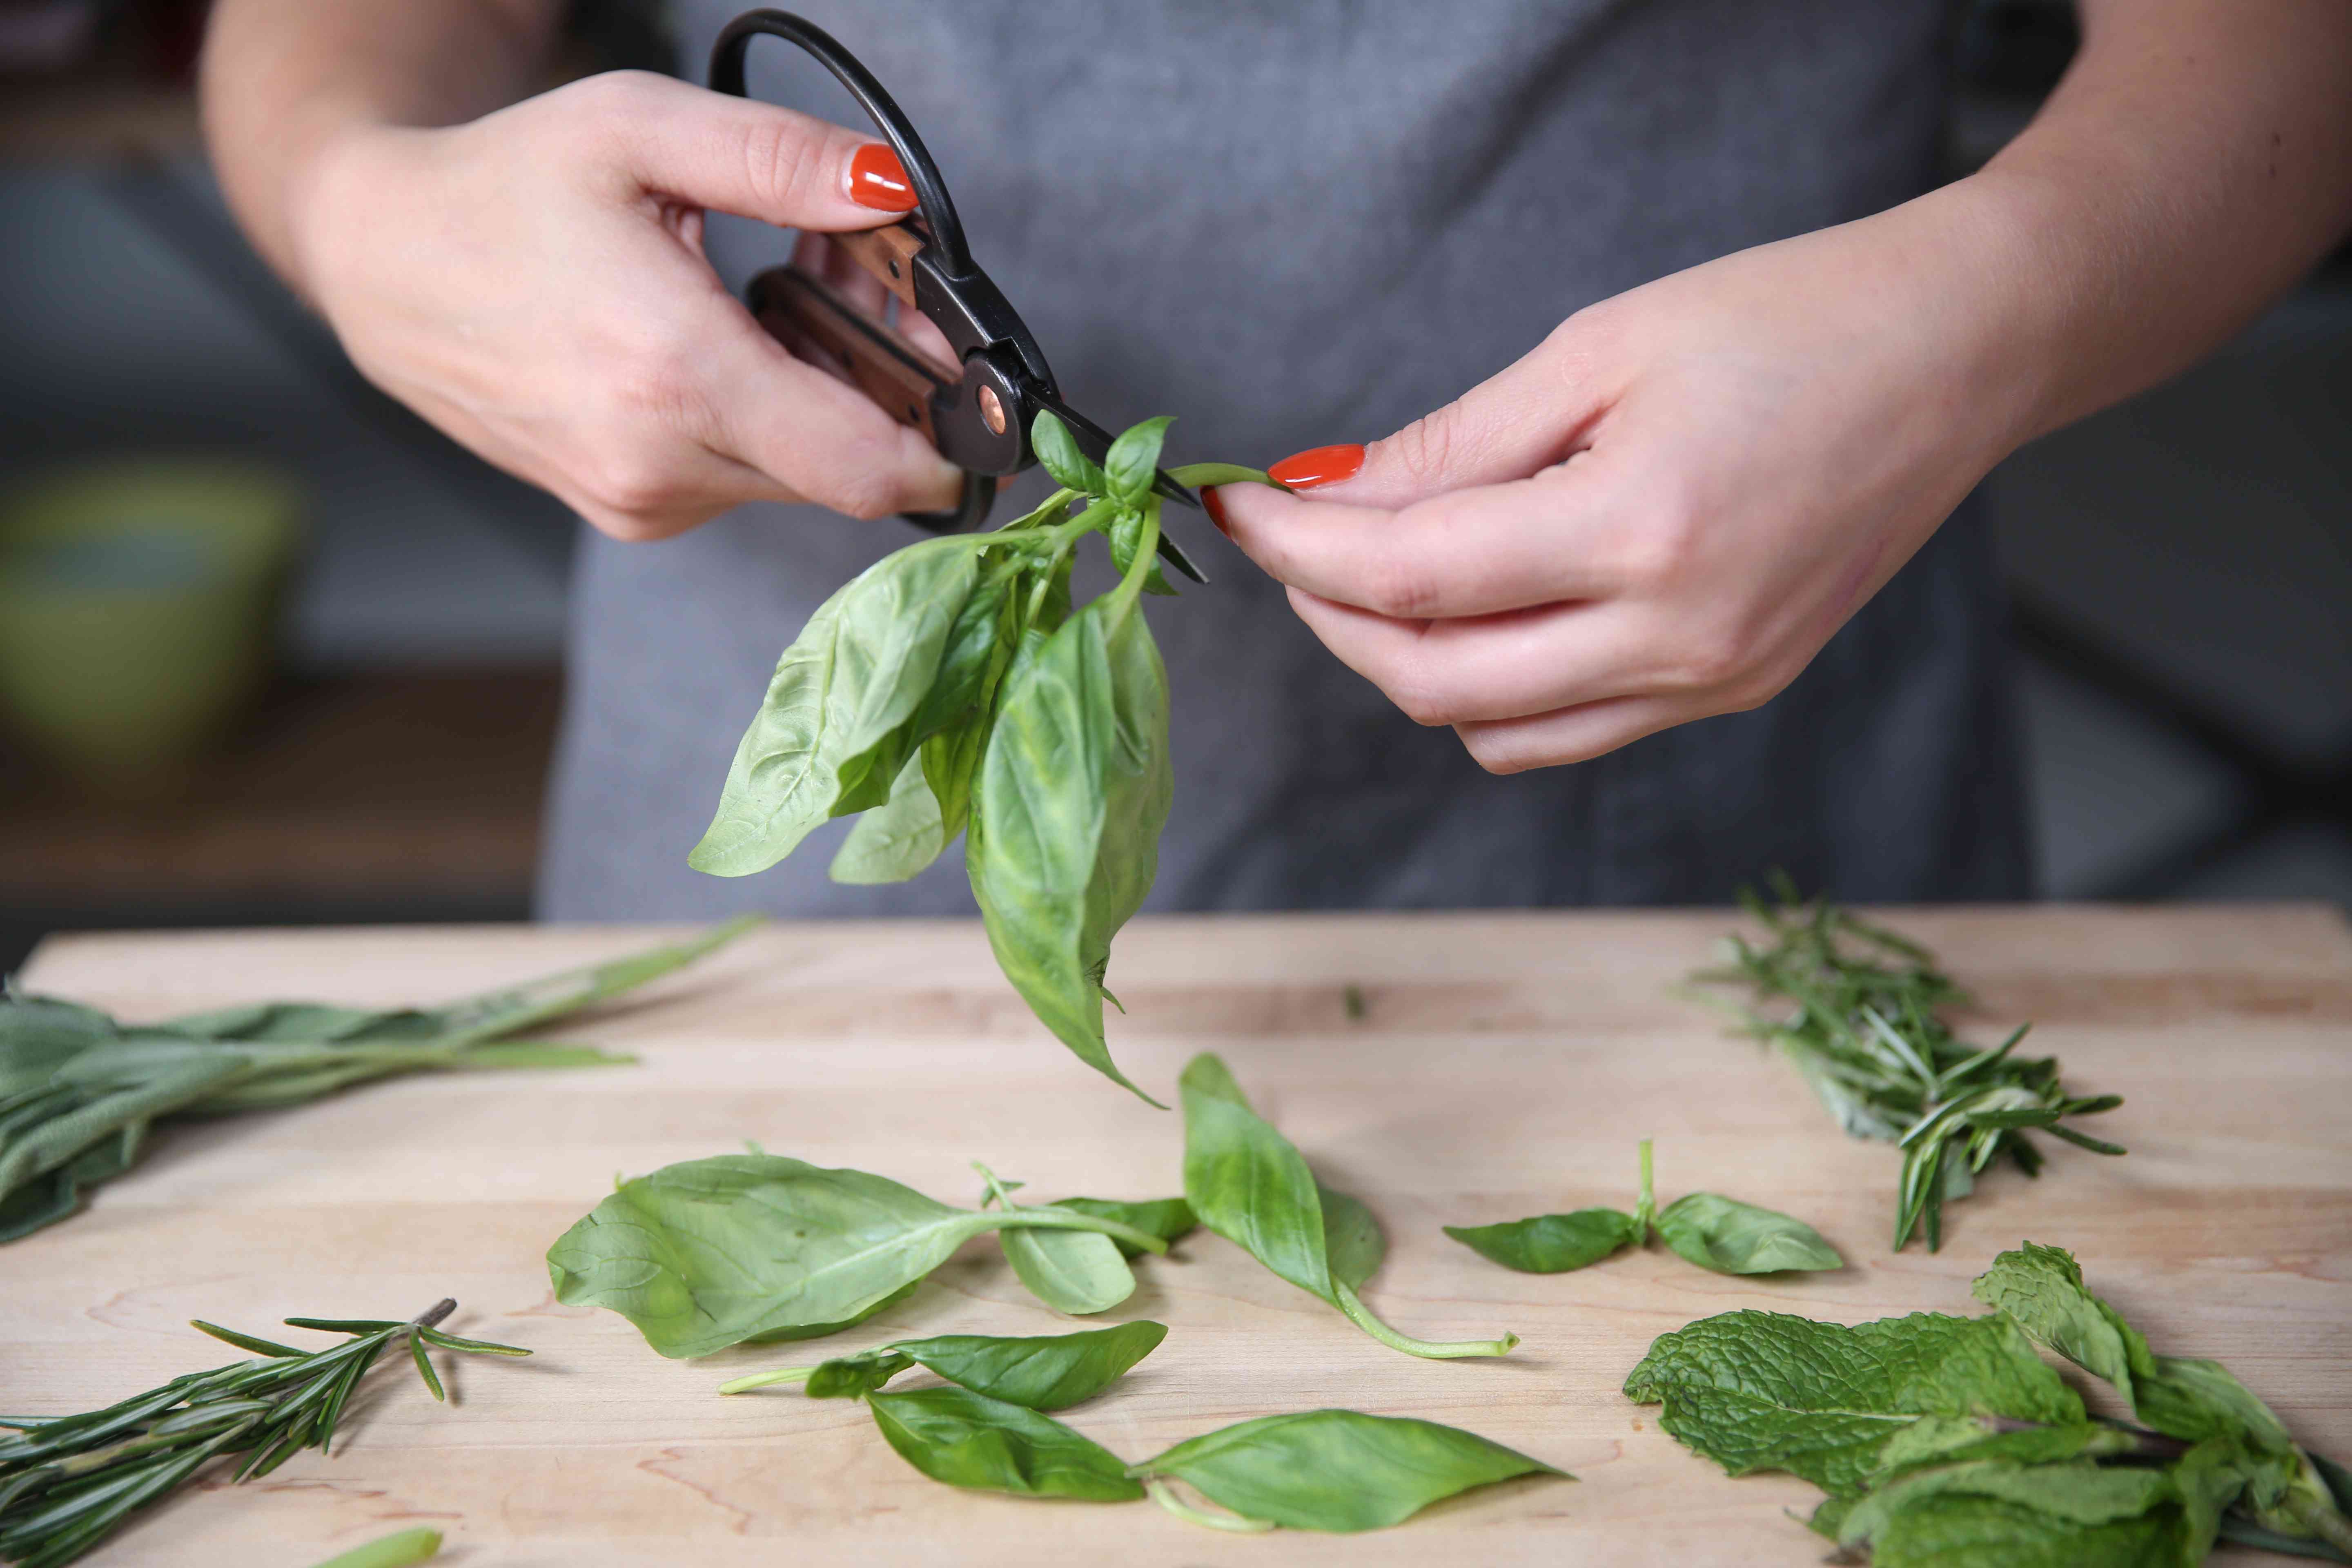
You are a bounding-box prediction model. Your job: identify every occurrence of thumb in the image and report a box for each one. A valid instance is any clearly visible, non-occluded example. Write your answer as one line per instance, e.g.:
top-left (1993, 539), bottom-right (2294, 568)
top-left (600, 72), bottom-right (917, 232)
top-left (1279, 334), bottom-right (1599, 509)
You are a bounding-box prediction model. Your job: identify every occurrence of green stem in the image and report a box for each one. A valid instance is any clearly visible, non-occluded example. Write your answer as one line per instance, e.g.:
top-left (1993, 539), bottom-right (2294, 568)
top-left (1103, 499), bottom-right (1160, 629)
top-left (717, 1366), bottom-right (815, 1395)
top-left (1635, 1137), bottom-right (1657, 1237)
top-left (1331, 1282), bottom-right (1517, 1359)
top-left (1141, 1477), bottom-right (1276, 1533)
top-left (989, 1209), bottom-right (1169, 1256)
top-left (2289, 1488), bottom-right (2352, 1555)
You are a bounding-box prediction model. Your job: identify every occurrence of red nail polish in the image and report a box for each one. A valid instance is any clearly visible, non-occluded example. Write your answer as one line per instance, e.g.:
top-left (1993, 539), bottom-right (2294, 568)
top-left (1200, 486), bottom-right (1230, 535)
top-left (1268, 443), bottom-right (1365, 490)
top-left (849, 144), bottom-right (918, 212)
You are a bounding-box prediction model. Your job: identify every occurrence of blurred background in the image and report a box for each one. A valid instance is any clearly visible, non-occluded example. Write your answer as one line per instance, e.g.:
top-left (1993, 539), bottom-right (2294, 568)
top-left (0, 0), bottom-right (2347, 971)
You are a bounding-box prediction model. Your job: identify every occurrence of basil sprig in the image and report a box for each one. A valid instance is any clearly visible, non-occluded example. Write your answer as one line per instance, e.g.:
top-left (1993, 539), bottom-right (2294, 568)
top-left (690, 413), bottom-right (1285, 1105)
top-left (545, 1152), bottom-right (1171, 1358)
top-left (1445, 1138), bottom-right (1841, 1276)
top-left (1178, 1053), bottom-right (1518, 1359)
top-left (1627, 1243), bottom-right (2352, 1562)
top-left (719, 1321), bottom-right (1167, 1409)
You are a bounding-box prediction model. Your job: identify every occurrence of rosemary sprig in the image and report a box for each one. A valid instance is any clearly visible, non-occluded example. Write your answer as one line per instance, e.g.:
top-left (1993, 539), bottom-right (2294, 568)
top-left (1687, 876), bottom-right (2124, 1252)
top-left (0, 1302), bottom-right (524, 1568)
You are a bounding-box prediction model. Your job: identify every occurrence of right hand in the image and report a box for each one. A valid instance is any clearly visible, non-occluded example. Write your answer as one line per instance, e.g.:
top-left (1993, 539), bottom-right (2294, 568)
top-left (290, 70), bottom-right (964, 540)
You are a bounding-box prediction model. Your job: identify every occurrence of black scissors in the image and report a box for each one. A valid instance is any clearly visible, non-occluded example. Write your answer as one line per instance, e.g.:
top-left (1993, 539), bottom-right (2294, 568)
top-left (710, 10), bottom-right (1206, 583)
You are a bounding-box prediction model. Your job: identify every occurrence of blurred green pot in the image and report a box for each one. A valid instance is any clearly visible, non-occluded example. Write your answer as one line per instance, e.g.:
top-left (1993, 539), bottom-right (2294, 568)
top-left (0, 460), bottom-right (302, 797)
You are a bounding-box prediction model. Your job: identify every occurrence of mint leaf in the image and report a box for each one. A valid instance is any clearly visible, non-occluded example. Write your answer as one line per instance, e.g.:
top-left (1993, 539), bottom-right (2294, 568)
top-left (1834, 1459), bottom-right (2192, 1567)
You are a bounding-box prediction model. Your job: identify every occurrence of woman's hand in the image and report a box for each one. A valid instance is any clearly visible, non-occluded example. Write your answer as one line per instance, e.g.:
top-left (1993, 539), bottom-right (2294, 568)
top-left (290, 70), bottom-right (963, 540)
top-left (1209, 199), bottom-right (2036, 774)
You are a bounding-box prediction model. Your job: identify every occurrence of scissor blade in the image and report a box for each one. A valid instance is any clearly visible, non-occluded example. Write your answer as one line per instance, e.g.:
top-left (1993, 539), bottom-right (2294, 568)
top-left (1029, 389), bottom-right (1209, 585)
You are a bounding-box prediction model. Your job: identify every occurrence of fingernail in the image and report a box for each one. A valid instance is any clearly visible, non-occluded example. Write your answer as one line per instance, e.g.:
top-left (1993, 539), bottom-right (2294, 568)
top-left (1200, 486), bottom-right (1230, 535)
top-left (1268, 443), bottom-right (1365, 490)
top-left (849, 144), bottom-right (918, 212)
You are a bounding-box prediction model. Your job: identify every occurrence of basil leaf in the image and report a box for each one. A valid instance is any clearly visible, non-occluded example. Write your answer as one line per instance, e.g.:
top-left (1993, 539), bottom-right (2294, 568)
top-left (1106, 501), bottom-right (1174, 597)
top-left (690, 536), bottom-right (985, 877)
top-left (1163, 462), bottom-right (1286, 492)
top-left (829, 753), bottom-right (949, 884)
top-left (803, 1346), bottom-right (916, 1400)
top-left (545, 1153), bottom-right (1162, 1358)
top-left (1030, 410), bottom-right (1107, 497)
top-left (1624, 1308), bottom-right (2086, 1497)
top-left (740, 1281), bottom-right (917, 1345)
top-left (1131, 1409), bottom-right (1564, 1532)
top-left (1102, 415), bottom-right (1173, 505)
top-left (969, 602), bottom-right (1171, 1104)
top-left (1178, 1054), bottom-right (1517, 1359)
top-left (866, 1386), bottom-right (1144, 1501)
top-left (1048, 1197), bottom-right (1196, 1259)
top-left (890, 1321), bottom-right (1165, 1410)
top-left (1444, 1209), bottom-right (1642, 1274)
top-left (978, 1164), bottom-right (1136, 1316)
top-left (1653, 1193), bottom-right (1843, 1275)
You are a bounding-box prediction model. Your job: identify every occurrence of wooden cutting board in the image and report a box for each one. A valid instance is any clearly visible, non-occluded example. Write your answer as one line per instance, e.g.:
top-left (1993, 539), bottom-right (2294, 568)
top-left (7, 904), bottom-right (2350, 1566)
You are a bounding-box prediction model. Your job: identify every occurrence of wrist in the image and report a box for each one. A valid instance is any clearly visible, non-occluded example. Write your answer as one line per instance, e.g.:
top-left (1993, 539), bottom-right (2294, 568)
top-left (280, 118), bottom-right (423, 311)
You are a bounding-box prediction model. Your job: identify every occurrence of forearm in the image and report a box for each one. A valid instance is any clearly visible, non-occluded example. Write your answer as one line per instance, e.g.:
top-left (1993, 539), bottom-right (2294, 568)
top-left (200, 0), bottom-right (564, 290)
top-left (1938, 0), bottom-right (2352, 445)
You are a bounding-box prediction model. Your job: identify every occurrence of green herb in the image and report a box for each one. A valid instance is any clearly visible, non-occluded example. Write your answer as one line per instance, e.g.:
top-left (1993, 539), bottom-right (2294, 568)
top-left (1626, 1243), bottom-right (2352, 1563)
top-left (545, 1152), bottom-right (1171, 1358)
top-left (1178, 1053), bottom-right (1517, 1359)
top-left (1444, 1138), bottom-right (1839, 1276)
top-left (721, 1321), bottom-right (1166, 1410)
top-left (0, 920), bottom-right (755, 1244)
top-left (1688, 879), bottom-right (2123, 1250)
top-left (866, 1387), bottom-right (1145, 1501)
top-left (974, 1163), bottom-right (1136, 1314)
top-left (1129, 1409), bottom-right (1566, 1533)
top-left (690, 414), bottom-right (1286, 1102)
top-left (0, 1302), bottom-right (523, 1568)
top-left (304, 1526), bottom-right (443, 1568)
top-left (1043, 1196), bottom-right (1196, 1259)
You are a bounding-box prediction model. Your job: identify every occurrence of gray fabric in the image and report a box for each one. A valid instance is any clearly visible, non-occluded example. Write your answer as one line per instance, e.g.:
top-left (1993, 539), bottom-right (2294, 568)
top-left (539, 0), bottom-right (2031, 919)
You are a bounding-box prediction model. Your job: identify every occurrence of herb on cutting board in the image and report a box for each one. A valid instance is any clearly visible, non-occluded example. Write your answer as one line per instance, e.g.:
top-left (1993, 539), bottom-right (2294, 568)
top-left (545, 1152), bottom-right (1177, 1358)
top-left (1687, 880), bottom-right (2124, 1250)
top-left (1445, 1138), bottom-right (1841, 1276)
top-left (1178, 1052), bottom-right (1518, 1360)
top-left (0, 918), bottom-right (757, 1243)
top-left (688, 412), bottom-right (1286, 1105)
top-left (719, 1321), bottom-right (1167, 1409)
top-left (0, 1302), bottom-right (524, 1568)
top-left (304, 1526), bottom-right (443, 1568)
top-left (1625, 1242), bottom-right (2352, 1564)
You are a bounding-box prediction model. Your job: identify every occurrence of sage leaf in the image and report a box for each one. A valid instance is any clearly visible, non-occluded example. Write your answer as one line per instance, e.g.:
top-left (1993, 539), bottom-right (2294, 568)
top-left (1131, 1409), bottom-right (1564, 1532)
top-left (1443, 1209), bottom-right (1641, 1274)
top-left (725, 1321), bottom-right (1165, 1410)
top-left (866, 1386), bottom-right (1144, 1501)
top-left (1178, 1054), bottom-right (1517, 1359)
top-left (978, 1163), bottom-right (1136, 1316)
top-left (970, 601), bottom-right (1171, 1104)
top-left (1030, 410), bottom-right (1107, 497)
top-left (1653, 1193), bottom-right (1843, 1275)
top-left (1101, 415), bottom-right (1173, 504)
top-left (690, 535), bottom-right (987, 876)
top-left (1623, 1308), bottom-right (2086, 1497)
top-left (1048, 1196), bottom-right (1196, 1259)
top-left (544, 1154), bottom-right (1166, 1359)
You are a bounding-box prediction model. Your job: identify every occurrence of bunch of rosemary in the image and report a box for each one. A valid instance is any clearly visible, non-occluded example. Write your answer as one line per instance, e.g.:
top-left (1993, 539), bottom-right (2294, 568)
top-left (0, 1302), bottom-right (524, 1567)
top-left (0, 916), bottom-right (757, 1243)
top-left (1688, 879), bottom-right (2124, 1251)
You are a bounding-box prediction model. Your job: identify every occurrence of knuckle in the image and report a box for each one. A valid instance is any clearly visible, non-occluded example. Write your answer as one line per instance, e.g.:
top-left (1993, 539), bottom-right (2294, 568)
top-left (1461, 727), bottom-right (1532, 775)
top-left (738, 111), bottom-right (831, 213)
top-left (1357, 553), bottom-right (1441, 621)
top-left (1388, 676), bottom-right (1456, 728)
top-left (1374, 403), bottom-right (1464, 488)
top-left (819, 459), bottom-right (905, 521)
top-left (1675, 624), bottom-right (1757, 690)
top-left (581, 446), bottom-right (685, 518)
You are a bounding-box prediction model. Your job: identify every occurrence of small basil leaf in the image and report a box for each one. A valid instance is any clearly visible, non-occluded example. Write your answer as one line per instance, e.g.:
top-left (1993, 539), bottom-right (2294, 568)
top-left (1031, 411), bottom-right (1107, 497)
top-left (1163, 462), bottom-right (1287, 492)
top-left (891, 1321), bottom-right (1166, 1410)
top-left (1049, 1197), bottom-right (1196, 1259)
top-left (1001, 1220), bottom-right (1136, 1316)
top-left (866, 1386), bottom-right (1144, 1501)
top-left (1106, 503), bottom-right (1175, 596)
top-left (829, 753), bottom-right (949, 885)
top-left (1102, 416), bottom-right (1174, 504)
top-left (1653, 1193), bottom-right (1842, 1274)
top-left (1444, 1208), bottom-right (1643, 1274)
top-left (1131, 1409), bottom-right (1564, 1532)
top-left (804, 1347), bottom-right (916, 1399)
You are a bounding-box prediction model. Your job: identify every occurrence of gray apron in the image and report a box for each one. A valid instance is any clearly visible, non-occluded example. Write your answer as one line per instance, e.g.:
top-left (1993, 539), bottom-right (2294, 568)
top-left (539, 0), bottom-right (2031, 919)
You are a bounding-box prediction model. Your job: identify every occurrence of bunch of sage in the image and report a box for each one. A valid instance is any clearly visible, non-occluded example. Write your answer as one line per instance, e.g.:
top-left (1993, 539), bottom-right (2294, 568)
top-left (688, 412), bottom-right (1284, 1104)
top-left (0, 918), bottom-right (756, 1243)
top-left (717, 1322), bottom-right (1563, 1532)
top-left (1444, 1138), bottom-right (1840, 1276)
top-left (0, 1302), bottom-right (525, 1568)
top-left (545, 1151), bottom-right (1182, 1357)
top-left (1687, 878), bottom-right (2124, 1250)
top-left (1178, 1053), bottom-right (1518, 1360)
top-left (1625, 1242), bottom-right (2352, 1564)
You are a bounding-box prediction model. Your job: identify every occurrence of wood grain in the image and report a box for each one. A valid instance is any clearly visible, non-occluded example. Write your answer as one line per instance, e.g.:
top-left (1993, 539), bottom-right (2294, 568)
top-left (7, 904), bottom-right (2350, 1565)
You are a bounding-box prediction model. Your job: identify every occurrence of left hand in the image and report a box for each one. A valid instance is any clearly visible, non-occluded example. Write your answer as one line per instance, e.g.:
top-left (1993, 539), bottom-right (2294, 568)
top-left (1210, 200), bottom-right (2041, 774)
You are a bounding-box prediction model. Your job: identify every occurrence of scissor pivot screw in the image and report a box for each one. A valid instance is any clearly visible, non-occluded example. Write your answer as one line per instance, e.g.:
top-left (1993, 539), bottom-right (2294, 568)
top-left (978, 384), bottom-right (1007, 436)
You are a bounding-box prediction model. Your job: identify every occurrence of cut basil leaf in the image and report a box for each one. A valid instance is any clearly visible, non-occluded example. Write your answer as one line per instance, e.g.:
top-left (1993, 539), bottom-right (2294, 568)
top-left (866, 1386), bottom-right (1144, 1501)
top-left (1444, 1208), bottom-right (1643, 1274)
top-left (1653, 1193), bottom-right (1843, 1275)
top-left (1030, 410), bottom-right (1107, 497)
top-left (1101, 415), bottom-right (1173, 504)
